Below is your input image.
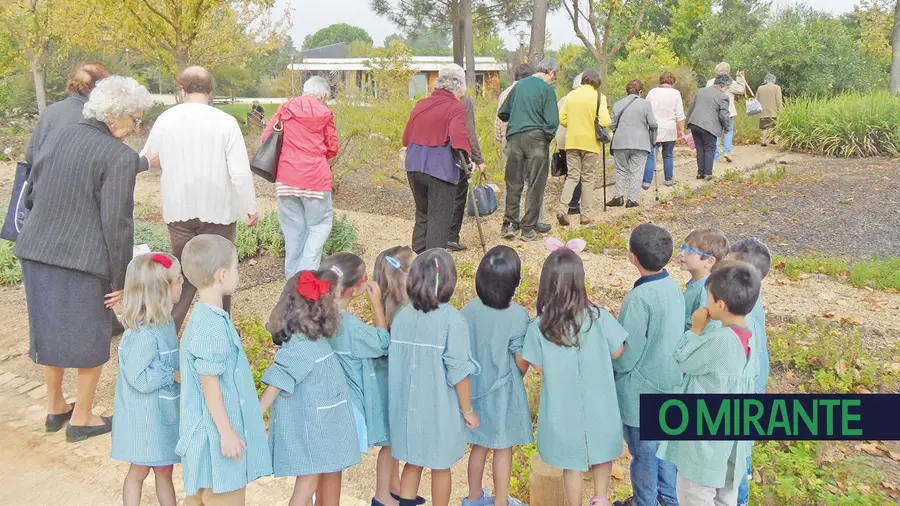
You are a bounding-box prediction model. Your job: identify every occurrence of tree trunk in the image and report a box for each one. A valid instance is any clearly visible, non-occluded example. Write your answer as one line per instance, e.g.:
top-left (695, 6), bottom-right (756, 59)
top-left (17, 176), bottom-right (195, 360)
top-left (451, 0), bottom-right (464, 66)
top-left (461, 0), bottom-right (476, 93)
top-left (891, 0), bottom-right (900, 96)
top-left (31, 56), bottom-right (47, 113)
top-left (528, 453), bottom-right (566, 506)
top-left (529, 0), bottom-right (549, 64)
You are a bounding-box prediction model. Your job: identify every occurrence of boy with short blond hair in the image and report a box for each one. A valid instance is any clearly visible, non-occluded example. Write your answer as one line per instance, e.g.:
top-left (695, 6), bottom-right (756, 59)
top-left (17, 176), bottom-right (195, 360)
top-left (678, 228), bottom-right (729, 331)
top-left (178, 235), bottom-right (272, 505)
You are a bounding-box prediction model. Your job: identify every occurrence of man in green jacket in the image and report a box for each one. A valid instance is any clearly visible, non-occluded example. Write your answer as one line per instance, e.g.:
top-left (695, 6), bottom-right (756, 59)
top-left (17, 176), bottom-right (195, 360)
top-left (497, 58), bottom-right (559, 241)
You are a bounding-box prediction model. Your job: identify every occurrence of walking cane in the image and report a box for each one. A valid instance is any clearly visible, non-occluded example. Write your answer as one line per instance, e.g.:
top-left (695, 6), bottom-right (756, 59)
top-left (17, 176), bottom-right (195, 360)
top-left (654, 144), bottom-right (661, 202)
top-left (602, 144), bottom-right (608, 212)
top-left (462, 152), bottom-right (487, 255)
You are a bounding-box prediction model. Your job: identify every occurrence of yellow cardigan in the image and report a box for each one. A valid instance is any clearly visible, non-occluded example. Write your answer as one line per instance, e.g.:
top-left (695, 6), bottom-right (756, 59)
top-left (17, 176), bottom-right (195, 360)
top-left (559, 85), bottom-right (611, 154)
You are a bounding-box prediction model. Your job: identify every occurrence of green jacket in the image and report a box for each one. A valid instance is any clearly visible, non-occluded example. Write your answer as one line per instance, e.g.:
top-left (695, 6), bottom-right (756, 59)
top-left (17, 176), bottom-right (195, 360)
top-left (497, 76), bottom-right (559, 139)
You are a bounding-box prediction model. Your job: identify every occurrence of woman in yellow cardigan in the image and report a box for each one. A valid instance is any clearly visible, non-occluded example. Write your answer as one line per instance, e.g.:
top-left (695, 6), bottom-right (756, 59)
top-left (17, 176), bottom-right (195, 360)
top-left (557, 69), bottom-right (611, 226)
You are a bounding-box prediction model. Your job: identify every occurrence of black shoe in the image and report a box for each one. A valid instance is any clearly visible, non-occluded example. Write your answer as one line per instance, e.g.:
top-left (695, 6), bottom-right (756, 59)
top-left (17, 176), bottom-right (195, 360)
top-left (606, 196), bottom-right (624, 207)
top-left (534, 223), bottom-right (552, 234)
top-left (567, 206), bottom-right (581, 215)
top-left (446, 241), bottom-right (467, 252)
top-left (696, 174), bottom-right (706, 180)
top-left (612, 498), bottom-right (634, 506)
top-left (45, 402), bottom-right (75, 433)
top-left (391, 493), bottom-right (426, 505)
top-left (520, 228), bottom-right (540, 241)
top-left (66, 416), bottom-right (112, 442)
top-left (501, 224), bottom-right (518, 240)
top-left (556, 213), bottom-right (570, 226)
top-left (625, 200), bottom-right (640, 208)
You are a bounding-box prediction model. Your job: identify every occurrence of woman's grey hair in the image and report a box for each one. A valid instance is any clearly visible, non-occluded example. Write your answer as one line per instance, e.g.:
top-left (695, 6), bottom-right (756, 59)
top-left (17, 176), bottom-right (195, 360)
top-left (303, 76), bottom-right (331, 99)
top-left (764, 73), bottom-right (776, 85)
top-left (536, 58), bottom-right (559, 74)
top-left (713, 74), bottom-right (734, 88)
top-left (82, 76), bottom-right (152, 122)
top-left (573, 72), bottom-right (583, 88)
top-left (435, 64), bottom-right (467, 96)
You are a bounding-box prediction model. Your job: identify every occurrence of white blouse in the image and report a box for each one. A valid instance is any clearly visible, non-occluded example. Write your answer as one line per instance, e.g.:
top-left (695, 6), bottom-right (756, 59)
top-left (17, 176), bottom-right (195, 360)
top-left (646, 86), bottom-right (686, 143)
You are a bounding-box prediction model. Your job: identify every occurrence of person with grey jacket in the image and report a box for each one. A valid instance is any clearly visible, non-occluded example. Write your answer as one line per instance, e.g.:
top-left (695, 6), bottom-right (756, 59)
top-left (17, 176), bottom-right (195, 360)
top-left (687, 75), bottom-right (732, 179)
top-left (608, 80), bottom-right (657, 208)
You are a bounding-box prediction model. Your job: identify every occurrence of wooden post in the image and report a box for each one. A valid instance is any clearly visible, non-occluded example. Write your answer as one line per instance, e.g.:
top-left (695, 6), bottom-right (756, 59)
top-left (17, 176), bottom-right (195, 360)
top-left (529, 453), bottom-right (567, 506)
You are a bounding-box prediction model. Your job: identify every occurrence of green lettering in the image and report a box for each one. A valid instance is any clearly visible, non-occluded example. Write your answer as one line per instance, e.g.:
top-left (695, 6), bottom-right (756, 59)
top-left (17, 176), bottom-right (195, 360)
top-left (841, 400), bottom-right (862, 436)
top-left (660, 400), bottom-right (689, 435)
top-left (793, 399), bottom-right (818, 436)
top-left (743, 399), bottom-right (766, 436)
top-left (767, 399), bottom-right (791, 436)
top-left (733, 396), bottom-right (740, 436)
top-left (820, 399), bottom-right (840, 435)
top-left (698, 399), bottom-right (729, 436)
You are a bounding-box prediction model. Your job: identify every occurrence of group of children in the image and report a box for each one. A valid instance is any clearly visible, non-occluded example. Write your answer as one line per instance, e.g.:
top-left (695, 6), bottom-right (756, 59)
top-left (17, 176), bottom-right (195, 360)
top-left (109, 222), bottom-right (772, 506)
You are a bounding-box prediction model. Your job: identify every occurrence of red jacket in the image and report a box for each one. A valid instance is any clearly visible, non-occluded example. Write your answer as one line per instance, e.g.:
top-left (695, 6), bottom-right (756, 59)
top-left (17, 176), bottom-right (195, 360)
top-left (402, 89), bottom-right (471, 154)
top-left (262, 96), bottom-right (337, 192)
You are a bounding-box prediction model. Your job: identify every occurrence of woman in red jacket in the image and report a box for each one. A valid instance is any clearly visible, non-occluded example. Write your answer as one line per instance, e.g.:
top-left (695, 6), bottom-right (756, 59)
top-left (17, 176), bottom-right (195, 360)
top-left (262, 76), bottom-right (339, 278)
top-left (402, 64), bottom-right (472, 253)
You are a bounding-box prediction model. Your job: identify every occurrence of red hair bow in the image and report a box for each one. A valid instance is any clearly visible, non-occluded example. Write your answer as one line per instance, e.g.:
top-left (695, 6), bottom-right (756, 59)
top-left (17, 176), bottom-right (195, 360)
top-left (297, 271), bottom-right (332, 301)
top-left (151, 253), bottom-right (173, 269)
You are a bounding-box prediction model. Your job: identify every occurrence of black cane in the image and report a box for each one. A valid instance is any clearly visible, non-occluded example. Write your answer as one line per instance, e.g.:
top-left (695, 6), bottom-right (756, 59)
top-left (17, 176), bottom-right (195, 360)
top-left (603, 144), bottom-right (607, 212)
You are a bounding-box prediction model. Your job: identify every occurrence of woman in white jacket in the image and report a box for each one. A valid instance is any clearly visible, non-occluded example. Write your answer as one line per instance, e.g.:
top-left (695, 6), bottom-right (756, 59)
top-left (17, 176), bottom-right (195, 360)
top-left (643, 71), bottom-right (686, 188)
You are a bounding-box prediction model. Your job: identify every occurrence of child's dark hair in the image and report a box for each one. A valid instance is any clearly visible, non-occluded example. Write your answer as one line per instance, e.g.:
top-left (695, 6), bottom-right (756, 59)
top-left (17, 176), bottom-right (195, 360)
top-left (476, 245), bottom-right (521, 310)
top-left (267, 269), bottom-right (340, 345)
top-left (407, 248), bottom-right (457, 313)
top-left (320, 252), bottom-right (367, 294)
top-left (629, 223), bottom-right (674, 271)
top-left (729, 238), bottom-right (772, 279)
top-left (373, 245), bottom-right (416, 328)
top-left (705, 261), bottom-right (761, 316)
top-left (536, 249), bottom-right (595, 347)
top-left (685, 228), bottom-right (730, 263)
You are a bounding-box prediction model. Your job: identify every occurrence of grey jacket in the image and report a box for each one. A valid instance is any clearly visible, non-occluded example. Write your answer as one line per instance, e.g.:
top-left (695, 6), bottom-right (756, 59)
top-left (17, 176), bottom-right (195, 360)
top-left (611, 95), bottom-right (657, 152)
top-left (25, 93), bottom-right (149, 172)
top-left (15, 119), bottom-right (138, 291)
top-left (461, 96), bottom-right (483, 165)
top-left (687, 86), bottom-right (731, 138)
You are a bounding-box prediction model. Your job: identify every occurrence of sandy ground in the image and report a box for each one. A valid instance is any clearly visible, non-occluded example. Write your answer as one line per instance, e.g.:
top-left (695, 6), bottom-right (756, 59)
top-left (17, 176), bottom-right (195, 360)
top-left (1, 143), bottom-right (898, 505)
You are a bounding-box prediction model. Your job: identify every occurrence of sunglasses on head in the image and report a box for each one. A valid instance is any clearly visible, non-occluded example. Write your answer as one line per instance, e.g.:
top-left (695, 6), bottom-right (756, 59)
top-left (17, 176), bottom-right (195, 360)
top-left (678, 243), bottom-right (713, 258)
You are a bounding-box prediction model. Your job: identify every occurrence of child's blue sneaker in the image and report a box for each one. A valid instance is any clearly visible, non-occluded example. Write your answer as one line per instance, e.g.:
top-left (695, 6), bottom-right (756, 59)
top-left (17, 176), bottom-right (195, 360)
top-left (461, 489), bottom-right (494, 506)
top-left (507, 497), bottom-right (527, 506)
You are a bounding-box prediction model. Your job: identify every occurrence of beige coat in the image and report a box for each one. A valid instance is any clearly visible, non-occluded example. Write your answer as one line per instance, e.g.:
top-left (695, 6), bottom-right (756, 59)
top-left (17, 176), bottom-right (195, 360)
top-left (757, 83), bottom-right (784, 119)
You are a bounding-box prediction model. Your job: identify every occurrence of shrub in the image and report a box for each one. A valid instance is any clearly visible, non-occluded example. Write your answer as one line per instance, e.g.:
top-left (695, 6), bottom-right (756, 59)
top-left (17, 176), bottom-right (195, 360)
top-left (774, 92), bottom-right (900, 157)
top-left (233, 316), bottom-right (275, 396)
top-left (0, 239), bottom-right (22, 285)
top-left (235, 211), bottom-right (357, 263)
top-left (322, 214), bottom-right (358, 258)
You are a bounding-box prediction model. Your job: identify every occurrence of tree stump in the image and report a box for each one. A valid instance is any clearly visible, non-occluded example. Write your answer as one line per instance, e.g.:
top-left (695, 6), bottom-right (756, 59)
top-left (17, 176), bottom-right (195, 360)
top-left (529, 453), bottom-right (567, 506)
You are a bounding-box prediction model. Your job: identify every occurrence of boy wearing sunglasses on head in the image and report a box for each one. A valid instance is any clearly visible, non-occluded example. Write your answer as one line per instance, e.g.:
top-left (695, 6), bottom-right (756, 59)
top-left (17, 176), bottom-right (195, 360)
top-left (678, 229), bottom-right (729, 331)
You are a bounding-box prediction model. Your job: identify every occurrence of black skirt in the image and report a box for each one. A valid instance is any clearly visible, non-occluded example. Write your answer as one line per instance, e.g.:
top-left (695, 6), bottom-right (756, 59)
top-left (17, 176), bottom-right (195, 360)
top-left (22, 260), bottom-right (115, 368)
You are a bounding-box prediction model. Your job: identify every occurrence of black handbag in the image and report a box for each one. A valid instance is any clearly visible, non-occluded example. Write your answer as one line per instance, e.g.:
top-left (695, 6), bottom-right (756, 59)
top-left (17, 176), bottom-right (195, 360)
top-left (551, 149), bottom-right (567, 177)
top-left (595, 90), bottom-right (612, 144)
top-left (250, 107), bottom-right (293, 182)
top-left (466, 172), bottom-right (498, 217)
top-left (1, 162), bottom-right (31, 241)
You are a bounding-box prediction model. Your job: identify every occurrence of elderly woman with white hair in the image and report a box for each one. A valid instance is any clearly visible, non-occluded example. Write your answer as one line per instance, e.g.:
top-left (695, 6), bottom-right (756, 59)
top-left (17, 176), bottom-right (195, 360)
top-left (401, 64), bottom-right (472, 253)
top-left (14, 76), bottom-right (152, 442)
top-left (262, 75), bottom-right (339, 276)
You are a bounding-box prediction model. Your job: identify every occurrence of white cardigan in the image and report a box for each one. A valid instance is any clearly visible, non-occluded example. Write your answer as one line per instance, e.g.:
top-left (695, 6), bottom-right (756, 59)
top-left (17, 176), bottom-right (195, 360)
top-left (646, 86), bottom-right (686, 143)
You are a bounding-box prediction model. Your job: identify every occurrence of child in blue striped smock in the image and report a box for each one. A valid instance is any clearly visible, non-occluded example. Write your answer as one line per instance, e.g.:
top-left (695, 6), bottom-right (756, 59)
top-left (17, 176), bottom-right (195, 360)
top-left (111, 253), bottom-right (183, 506)
top-left (461, 246), bottom-right (533, 506)
top-left (678, 228), bottom-right (729, 332)
top-left (321, 252), bottom-right (401, 506)
top-left (259, 268), bottom-right (361, 506)
top-left (177, 235), bottom-right (272, 506)
top-left (388, 248), bottom-right (481, 506)
top-left (522, 246), bottom-right (628, 506)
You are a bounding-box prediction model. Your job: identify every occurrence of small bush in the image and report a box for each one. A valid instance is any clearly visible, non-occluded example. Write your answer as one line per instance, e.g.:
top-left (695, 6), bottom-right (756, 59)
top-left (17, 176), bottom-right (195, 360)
top-left (772, 253), bottom-right (899, 291)
top-left (774, 92), bottom-right (900, 157)
top-left (235, 212), bottom-right (357, 263)
top-left (322, 214), bottom-right (358, 259)
top-left (849, 254), bottom-right (900, 291)
top-left (233, 316), bottom-right (275, 396)
top-left (133, 220), bottom-right (171, 252)
top-left (0, 239), bottom-right (22, 285)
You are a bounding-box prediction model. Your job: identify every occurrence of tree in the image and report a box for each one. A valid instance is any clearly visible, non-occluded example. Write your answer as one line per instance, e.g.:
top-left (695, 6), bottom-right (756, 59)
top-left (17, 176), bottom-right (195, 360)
top-left (530, 0), bottom-right (550, 63)
top-left (303, 23), bottom-right (373, 50)
top-left (363, 40), bottom-right (416, 100)
top-left (561, 0), bottom-right (653, 83)
top-left (608, 33), bottom-right (696, 99)
top-left (462, 0), bottom-right (475, 90)
top-left (690, 0), bottom-right (767, 74)
top-left (108, 0), bottom-right (288, 77)
top-left (891, 0), bottom-right (900, 94)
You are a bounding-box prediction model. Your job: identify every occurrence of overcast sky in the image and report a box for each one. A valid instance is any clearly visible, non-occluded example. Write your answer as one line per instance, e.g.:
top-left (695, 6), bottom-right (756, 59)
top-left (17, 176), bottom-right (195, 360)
top-left (276, 0), bottom-right (857, 52)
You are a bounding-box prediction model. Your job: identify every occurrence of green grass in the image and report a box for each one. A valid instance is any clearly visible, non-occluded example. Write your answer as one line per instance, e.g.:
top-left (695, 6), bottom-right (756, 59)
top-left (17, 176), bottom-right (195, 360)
top-left (560, 213), bottom-right (640, 254)
top-left (133, 220), bottom-right (171, 252)
top-left (772, 253), bottom-right (899, 291)
top-left (0, 239), bottom-right (22, 285)
top-left (849, 255), bottom-right (900, 291)
top-left (733, 108), bottom-right (762, 145)
top-left (774, 92), bottom-right (900, 157)
top-left (748, 165), bottom-right (788, 184)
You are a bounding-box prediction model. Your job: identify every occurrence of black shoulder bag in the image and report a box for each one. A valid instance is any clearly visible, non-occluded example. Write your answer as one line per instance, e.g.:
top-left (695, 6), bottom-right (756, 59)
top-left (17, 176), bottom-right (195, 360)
top-left (250, 106), bottom-right (294, 182)
top-left (595, 90), bottom-right (612, 144)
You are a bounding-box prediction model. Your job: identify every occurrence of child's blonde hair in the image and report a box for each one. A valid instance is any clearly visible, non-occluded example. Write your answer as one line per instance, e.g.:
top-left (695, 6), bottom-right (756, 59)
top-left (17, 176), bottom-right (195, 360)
top-left (373, 246), bottom-right (416, 328)
top-left (122, 253), bottom-right (180, 331)
top-left (685, 228), bottom-right (730, 263)
top-left (181, 234), bottom-right (237, 289)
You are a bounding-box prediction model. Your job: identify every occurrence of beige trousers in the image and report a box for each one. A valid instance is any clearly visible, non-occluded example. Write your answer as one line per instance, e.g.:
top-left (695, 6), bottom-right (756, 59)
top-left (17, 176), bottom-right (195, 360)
top-left (559, 149), bottom-right (598, 215)
top-left (184, 488), bottom-right (246, 506)
top-left (676, 473), bottom-right (737, 506)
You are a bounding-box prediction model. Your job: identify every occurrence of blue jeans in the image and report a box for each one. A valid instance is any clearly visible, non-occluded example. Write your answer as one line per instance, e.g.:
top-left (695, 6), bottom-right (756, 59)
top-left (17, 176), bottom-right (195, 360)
top-left (623, 425), bottom-right (679, 506)
top-left (643, 141), bottom-right (675, 185)
top-left (714, 116), bottom-right (735, 160)
top-left (737, 454), bottom-right (751, 504)
top-left (277, 193), bottom-right (333, 278)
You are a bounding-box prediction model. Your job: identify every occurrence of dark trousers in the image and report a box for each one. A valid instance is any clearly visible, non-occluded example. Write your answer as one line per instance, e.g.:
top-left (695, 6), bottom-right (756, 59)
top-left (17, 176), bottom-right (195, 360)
top-left (690, 125), bottom-right (718, 177)
top-left (449, 172), bottom-right (469, 244)
top-left (168, 218), bottom-right (237, 333)
top-left (408, 171), bottom-right (457, 253)
top-left (504, 130), bottom-right (551, 231)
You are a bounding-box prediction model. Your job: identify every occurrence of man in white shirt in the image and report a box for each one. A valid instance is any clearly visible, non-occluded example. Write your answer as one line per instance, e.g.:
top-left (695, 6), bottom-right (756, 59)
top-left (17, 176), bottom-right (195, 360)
top-left (141, 65), bottom-right (258, 331)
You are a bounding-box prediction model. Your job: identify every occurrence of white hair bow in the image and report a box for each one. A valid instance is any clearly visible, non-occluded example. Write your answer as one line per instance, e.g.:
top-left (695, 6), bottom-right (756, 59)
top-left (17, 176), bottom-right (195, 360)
top-left (545, 237), bottom-right (586, 254)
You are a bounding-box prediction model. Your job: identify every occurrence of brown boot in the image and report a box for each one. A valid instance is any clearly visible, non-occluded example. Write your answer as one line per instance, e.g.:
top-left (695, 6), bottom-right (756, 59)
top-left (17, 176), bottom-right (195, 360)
top-left (580, 215), bottom-right (593, 225)
top-left (556, 212), bottom-right (570, 226)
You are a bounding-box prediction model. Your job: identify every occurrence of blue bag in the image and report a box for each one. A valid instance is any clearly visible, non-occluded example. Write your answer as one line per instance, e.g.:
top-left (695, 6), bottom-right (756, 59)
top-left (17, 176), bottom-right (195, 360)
top-left (1, 162), bottom-right (31, 242)
top-left (466, 173), bottom-right (498, 217)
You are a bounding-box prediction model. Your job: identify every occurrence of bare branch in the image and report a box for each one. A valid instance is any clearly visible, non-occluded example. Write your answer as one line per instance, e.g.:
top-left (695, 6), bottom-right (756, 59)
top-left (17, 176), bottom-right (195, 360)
top-left (608, 0), bottom-right (651, 57)
top-left (138, 0), bottom-right (177, 29)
